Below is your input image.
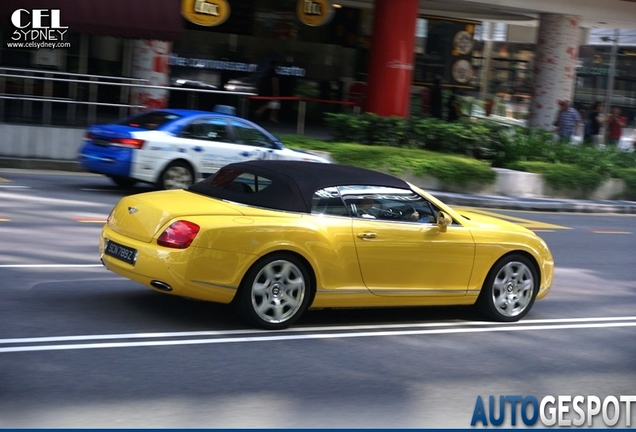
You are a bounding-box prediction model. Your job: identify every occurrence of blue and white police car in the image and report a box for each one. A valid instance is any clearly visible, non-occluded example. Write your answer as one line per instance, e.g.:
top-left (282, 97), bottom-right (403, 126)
top-left (78, 107), bottom-right (330, 189)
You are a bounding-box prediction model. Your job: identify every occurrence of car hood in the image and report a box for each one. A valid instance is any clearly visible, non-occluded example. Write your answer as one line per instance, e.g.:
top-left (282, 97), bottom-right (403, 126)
top-left (107, 190), bottom-right (243, 243)
top-left (286, 148), bottom-right (331, 163)
top-left (453, 207), bottom-right (532, 234)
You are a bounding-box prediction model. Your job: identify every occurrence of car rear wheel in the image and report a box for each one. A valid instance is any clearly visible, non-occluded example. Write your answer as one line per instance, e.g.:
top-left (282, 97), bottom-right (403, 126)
top-left (236, 253), bottom-right (312, 330)
top-left (158, 161), bottom-right (194, 190)
top-left (477, 254), bottom-right (538, 322)
top-left (109, 176), bottom-right (137, 188)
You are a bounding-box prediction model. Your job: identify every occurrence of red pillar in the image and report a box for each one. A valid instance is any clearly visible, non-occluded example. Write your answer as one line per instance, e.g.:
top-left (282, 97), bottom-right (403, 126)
top-left (365, 0), bottom-right (419, 117)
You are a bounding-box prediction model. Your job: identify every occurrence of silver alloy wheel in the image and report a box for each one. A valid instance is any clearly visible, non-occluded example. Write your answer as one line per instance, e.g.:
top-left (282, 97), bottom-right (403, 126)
top-left (250, 259), bottom-right (306, 324)
top-left (490, 260), bottom-right (535, 318)
top-left (163, 165), bottom-right (193, 190)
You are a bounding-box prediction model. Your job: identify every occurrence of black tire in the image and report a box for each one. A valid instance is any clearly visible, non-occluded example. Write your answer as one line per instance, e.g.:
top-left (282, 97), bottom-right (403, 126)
top-left (109, 176), bottom-right (137, 188)
top-left (157, 161), bottom-right (194, 190)
top-left (476, 254), bottom-right (539, 322)
top-left (235, 253), bottom-right (313, 330)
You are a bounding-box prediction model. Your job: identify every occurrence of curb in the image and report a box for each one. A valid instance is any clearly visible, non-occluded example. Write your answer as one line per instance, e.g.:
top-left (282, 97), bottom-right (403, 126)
top-left (1, 156), bottom-right (635, 214)
top-left (0, 157), bottom-right (84, 172)
top-left (432, 192), bottom-right (636, 214)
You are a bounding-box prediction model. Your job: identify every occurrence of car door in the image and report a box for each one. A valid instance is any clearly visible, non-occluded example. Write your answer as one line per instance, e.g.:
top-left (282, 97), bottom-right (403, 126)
top-left (175, 116), bottom-right (241, 177)
top-left (141, 116), bottom-right (236, 179)
top-left (342, 186), bottom-right (476, 296)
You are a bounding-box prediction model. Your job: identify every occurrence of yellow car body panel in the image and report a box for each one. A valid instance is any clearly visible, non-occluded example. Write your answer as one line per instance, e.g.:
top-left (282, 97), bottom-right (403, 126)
top-left (351, 219), bottom-right (476, 296)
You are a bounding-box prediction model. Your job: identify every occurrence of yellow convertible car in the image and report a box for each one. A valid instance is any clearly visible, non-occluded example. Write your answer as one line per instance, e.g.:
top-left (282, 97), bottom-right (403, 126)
top-left (100, 160), bottom-right (554, 329)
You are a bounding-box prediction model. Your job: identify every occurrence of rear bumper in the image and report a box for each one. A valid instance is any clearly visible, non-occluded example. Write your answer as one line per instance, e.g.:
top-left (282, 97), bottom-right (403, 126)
top-left (78, 143), bottom-right (133, 177)
top-left (100, 226), bottom-right (243, 304)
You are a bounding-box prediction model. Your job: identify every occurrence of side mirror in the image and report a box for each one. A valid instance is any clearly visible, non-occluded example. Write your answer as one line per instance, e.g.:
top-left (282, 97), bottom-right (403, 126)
top-left (436, 211), bottom-right (451, 232)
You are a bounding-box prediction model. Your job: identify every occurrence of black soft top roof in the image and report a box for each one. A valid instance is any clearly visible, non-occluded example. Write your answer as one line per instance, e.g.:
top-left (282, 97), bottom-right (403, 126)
top-left (188, 160), bottom-right (409, 213)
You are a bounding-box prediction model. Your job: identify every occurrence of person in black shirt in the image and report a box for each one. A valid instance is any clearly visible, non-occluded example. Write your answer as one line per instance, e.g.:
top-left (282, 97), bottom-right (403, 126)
top-left (255, 60), bottom-right (280, 123)
top-left (584, 101), bottom-right (604, 144)
top-left (430, 78), bottom-right (443, 119)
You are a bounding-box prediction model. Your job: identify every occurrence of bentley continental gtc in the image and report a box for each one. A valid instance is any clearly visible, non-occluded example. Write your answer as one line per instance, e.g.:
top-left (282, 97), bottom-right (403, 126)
top-left (100, 160), bottom-right (554, 329)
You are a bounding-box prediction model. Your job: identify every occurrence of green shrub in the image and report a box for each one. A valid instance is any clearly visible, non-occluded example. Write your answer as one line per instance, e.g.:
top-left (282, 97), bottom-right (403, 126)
top-left (282, 136), bottom-right (496, 188)
top-left (487, 126), bottom-right (556, 166)
top-left (286, 114), bottom-right (636, 198)
top-left (615, 168), bottom-right (636, 200)
top-left (509, 161), bottom-right (604, 195)
top-left (325, 112), bottom-right (508, 159)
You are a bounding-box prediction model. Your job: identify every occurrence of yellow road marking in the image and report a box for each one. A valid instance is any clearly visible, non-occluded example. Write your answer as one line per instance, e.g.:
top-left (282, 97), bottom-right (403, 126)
top-left (587, 230), bottom-right (632, 234)
top-left (72, 217), bottom-right (107, 224)
top-left (454, 207), bottom-right (571, 230)
top-left (0, 177), bottom-right (10, 183)
top-left (0, 217), bottom-right (9, 222)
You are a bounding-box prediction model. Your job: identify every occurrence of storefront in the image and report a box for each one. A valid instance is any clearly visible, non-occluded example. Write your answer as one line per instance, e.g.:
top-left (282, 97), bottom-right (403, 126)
top-left (2, 0), bottom-right (632, 127)
top-left (0, 0), bottom-right (368, 124)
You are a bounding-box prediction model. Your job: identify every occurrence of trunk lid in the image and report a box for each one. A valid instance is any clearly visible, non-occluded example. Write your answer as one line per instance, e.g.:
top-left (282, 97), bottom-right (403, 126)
top-left (88, 124), bottom-right (140, 146)
top-left (107, 190), bottom-right (243, 242)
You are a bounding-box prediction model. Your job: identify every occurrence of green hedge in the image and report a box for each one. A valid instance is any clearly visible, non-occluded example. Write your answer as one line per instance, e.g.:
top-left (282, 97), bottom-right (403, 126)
top-left (282, 137), bottom-right (496, 188)
top-left (321, 113), bottom-right (636, 196)
top-left (615, 168), bottom-right (636, 200)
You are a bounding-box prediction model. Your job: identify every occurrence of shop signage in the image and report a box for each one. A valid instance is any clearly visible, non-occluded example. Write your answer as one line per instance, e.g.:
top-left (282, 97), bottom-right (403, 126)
top-left (181, 0), bottom-right (230, 27)
top-left (419, 18), bottom-right (476, 86)
top-left (169, 53), bottom-right (307, 76)
top-left (297, 0), bottom-right (334, 27)
top-left (576, 66), bottom-right (619, 76)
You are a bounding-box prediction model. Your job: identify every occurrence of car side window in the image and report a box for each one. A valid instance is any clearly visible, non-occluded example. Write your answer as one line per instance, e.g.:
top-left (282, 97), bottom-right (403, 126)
top-left (339, 186), bottom-right (439, 223)
top-left (230, 120), bottom-right (276, 148)
top-left (180, 118), bottom-right (230, 142)
top-left (311, 187), bottom-right (350, 216)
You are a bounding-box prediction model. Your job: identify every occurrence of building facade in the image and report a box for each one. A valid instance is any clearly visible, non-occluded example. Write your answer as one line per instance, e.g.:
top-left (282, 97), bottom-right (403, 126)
top-left (1, 0), bottom-right (635, 127)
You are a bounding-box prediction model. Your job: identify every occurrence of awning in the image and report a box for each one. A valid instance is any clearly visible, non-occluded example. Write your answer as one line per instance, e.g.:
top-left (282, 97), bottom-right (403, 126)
top-left (1, 0), bottom-right (185, 41)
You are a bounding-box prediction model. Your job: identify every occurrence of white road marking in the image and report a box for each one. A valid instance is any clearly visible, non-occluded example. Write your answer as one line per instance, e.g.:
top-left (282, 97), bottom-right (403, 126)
top-left (0, 264), bottom-right (103, 268)
top-left (0, 190), bottom-right (107, 207)
top-left (1, 317), bottom-right (635, 353)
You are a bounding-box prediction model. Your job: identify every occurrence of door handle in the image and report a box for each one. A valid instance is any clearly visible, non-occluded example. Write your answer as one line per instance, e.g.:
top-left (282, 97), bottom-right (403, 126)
top-left (357, 232), bottom-right (377, 240)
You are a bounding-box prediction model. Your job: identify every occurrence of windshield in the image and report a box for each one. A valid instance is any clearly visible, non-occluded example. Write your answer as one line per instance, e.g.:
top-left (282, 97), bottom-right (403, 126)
top-left (117, 111), bottom-right (182, 130)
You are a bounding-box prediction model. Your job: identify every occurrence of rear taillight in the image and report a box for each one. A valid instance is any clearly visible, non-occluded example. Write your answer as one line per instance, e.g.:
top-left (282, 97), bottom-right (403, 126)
top-left (85, 132), bottom-right (93, 140)
top-left (157, 221), bottom-right (200, 249)
top-left (111, 138), bottom-right (145, 149)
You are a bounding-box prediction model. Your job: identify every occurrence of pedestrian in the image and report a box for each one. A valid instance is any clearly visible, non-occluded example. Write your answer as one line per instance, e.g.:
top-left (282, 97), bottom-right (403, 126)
top-left (255, 60), bottom-right (280, 123)
top-left (447, 91), bottom-right (461, 122)
top-left (484, 98), bottom-right (494, 117)
top-left (430, 78), bottom-right (443, 119)
top-left (554, 100), bottom-right (581, 142)
top-left (583, 101), bottom-right (604, 145)
top-left (606, 106), bottom-right (626, 146)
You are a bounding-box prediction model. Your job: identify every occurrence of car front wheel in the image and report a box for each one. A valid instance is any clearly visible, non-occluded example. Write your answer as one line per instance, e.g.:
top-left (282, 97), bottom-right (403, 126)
top-left (158, 161), bottom-right (194, 190)
top-left (236, 253), bottom-right (313, 330)
top-left (477, 254), bottom-right (538, 322)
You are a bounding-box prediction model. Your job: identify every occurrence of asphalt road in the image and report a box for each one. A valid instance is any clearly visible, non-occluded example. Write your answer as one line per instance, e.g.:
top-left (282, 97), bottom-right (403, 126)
top-left (1, 169), bottom-right (635, 428)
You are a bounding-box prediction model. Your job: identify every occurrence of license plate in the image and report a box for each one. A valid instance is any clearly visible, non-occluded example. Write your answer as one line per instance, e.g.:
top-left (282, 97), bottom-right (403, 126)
top-left (94, 137), bottom-right (110, 146)
top-left (104, 239), bottom-right (137, 265)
